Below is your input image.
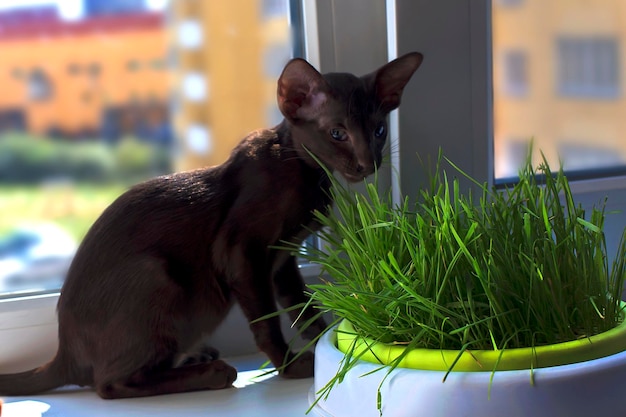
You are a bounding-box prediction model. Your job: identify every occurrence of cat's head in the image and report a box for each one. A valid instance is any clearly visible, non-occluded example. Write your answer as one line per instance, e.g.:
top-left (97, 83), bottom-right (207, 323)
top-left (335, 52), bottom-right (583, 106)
top-left (277, 52), bottom-right (423, 182)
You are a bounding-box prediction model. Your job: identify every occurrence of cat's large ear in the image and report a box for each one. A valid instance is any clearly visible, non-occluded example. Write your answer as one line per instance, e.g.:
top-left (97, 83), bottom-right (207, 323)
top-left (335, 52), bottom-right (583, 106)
top-left (277, 58), bottom-right (329, 121)
top-left (366, 52), bottom-right (423, 113)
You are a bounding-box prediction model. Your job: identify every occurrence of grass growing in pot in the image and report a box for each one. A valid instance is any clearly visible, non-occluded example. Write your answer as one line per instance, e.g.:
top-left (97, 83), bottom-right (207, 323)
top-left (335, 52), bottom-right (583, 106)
top-left (297, 151), bottom-right (626, 402)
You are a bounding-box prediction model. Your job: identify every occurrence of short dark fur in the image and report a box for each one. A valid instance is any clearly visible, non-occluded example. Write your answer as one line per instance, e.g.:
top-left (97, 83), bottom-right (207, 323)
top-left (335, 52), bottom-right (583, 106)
top-left (0, 53), bottom-right (422, 398)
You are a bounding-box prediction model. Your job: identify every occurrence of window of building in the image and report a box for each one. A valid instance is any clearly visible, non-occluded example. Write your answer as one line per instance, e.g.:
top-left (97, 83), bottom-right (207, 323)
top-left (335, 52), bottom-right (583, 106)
top-left (557, 37), bottom-right (620, 98)
top-left (558, 141), bottom-right (626, 173)
top-left (498, 0), bottom-right (524, 6)
top-left (262, 0), bottom-right (288, 19)
top-left (11, 67), bottom-right (25, 79)
top-left (27, 68), bottom-right (53, 101)
top-left (502, 50), bottom-right (528, 96)
top-left (151, 58), bottom-right (167, 70)
top-left (126, 59), bottom-right (141, 71)
top-left (67, 63), bottom-right (81, 75)
top-left (263, 43), bottom-right (292, 78)
top-left (87, 62), bottom-right (102, 78)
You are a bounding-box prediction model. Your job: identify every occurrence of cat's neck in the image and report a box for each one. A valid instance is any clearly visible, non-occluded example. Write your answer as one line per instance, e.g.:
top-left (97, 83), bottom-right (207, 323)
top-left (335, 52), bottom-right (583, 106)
top-left (273, 119), bottom-right (332, 192)
top-left (274, 120), bottom-right (328, 174)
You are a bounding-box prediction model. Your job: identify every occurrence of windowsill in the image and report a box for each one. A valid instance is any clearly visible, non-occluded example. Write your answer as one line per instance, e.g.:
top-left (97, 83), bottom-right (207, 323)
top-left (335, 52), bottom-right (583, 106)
top-left (1, 355), bottom-right (316, 417)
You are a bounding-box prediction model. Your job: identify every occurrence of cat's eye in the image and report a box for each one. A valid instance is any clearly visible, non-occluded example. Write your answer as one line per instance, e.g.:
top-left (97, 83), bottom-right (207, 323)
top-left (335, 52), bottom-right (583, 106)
top-left (374, 123), bottom-right (386, 139)
top-left (330, 128), bottom-right (347, 141)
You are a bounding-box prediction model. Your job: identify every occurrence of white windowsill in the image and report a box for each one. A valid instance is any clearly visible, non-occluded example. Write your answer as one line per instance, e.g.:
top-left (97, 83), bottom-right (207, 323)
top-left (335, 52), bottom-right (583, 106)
top-left (1, 355), bottom-right (316, 417)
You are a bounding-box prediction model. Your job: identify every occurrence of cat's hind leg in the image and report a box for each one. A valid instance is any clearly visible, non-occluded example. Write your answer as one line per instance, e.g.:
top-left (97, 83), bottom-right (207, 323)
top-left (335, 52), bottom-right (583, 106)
top-left (84, 258), bottom-right (236, 399)
top-left (95, 359), bottom-right (237, 399)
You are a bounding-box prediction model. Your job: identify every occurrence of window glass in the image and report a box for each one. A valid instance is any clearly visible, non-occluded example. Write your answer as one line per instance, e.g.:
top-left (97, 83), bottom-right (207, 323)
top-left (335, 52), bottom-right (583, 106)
top-left (0, 0), bottom-right (295, 297)
top-left (492, 0), bottom-right (626, 181)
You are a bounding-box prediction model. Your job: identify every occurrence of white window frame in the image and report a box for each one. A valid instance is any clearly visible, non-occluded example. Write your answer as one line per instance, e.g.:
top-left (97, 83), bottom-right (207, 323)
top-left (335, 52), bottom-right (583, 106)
top-left (2, 0), bottom-right (626, 371)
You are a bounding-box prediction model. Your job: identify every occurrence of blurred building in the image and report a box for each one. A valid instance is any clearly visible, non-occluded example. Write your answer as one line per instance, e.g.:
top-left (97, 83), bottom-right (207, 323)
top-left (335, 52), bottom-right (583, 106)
top-left (493, 0), bottom-right (626, 178)
top-left (170, 0), bottom-right (292, 170)
top-left (0, 0), bottom-right (292, 169)
top-left (0, 7), bottom-right (171, 144)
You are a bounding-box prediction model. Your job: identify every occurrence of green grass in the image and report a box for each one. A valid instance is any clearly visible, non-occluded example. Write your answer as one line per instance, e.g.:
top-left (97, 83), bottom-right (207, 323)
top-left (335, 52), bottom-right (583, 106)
top-left (295, 150), bottom-right (626, 376)
top-left (0, 184), bottom-right (126, 241)
top-left (294, 150), bottom-right (626, 413)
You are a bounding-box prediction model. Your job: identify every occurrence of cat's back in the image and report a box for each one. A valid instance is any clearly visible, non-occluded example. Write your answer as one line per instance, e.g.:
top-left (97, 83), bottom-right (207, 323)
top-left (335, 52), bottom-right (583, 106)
top-left (68, 124), bottom-right (321, 265)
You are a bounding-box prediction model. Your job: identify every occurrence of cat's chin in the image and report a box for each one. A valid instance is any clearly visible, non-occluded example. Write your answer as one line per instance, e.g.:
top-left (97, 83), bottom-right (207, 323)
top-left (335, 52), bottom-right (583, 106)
top-left (341, 173), bottom-right (367, 183)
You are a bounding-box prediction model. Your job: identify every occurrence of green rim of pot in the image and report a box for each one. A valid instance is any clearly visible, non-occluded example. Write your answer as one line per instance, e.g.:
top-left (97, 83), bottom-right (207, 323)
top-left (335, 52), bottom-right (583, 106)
top-left (336, 316), bottom-right (626, 372)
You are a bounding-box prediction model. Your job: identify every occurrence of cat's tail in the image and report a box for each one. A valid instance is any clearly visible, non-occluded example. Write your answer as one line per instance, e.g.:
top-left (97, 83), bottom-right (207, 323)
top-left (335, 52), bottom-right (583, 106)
top-left (0, 355), bottom-right (68, 396)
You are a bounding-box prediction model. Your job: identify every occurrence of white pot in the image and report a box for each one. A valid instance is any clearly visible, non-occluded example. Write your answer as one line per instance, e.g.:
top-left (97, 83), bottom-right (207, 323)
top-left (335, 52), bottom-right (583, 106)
top-left (310, 326), bottom-right (626, 417)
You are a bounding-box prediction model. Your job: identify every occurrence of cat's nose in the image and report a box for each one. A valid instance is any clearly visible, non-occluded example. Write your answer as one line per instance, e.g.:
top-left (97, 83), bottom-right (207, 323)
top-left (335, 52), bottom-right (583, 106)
top-left (352, 162), bottom-right (375, 180)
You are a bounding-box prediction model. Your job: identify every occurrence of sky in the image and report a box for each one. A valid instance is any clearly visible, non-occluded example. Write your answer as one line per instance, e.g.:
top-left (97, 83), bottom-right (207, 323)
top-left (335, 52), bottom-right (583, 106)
top-left (0, 0), bottom-right (168, 20)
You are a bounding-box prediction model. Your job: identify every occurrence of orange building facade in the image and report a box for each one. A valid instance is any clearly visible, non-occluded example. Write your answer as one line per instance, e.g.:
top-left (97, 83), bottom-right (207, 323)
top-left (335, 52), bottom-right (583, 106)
top-left (0, 9), bottom-right (171, 140)
top-left (0, 1), bottom-right (293, 170)
top-left (492, 0), bottom-right (626, 179)
top-left (170, 0), bottom-right (292, 170)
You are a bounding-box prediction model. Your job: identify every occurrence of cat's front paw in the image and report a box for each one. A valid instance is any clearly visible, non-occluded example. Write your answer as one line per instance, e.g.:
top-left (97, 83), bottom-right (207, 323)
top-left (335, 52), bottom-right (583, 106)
top-left (281, 350), bottom-right (315, 379)
top-left (205, 360), bottom-right (238, 389)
